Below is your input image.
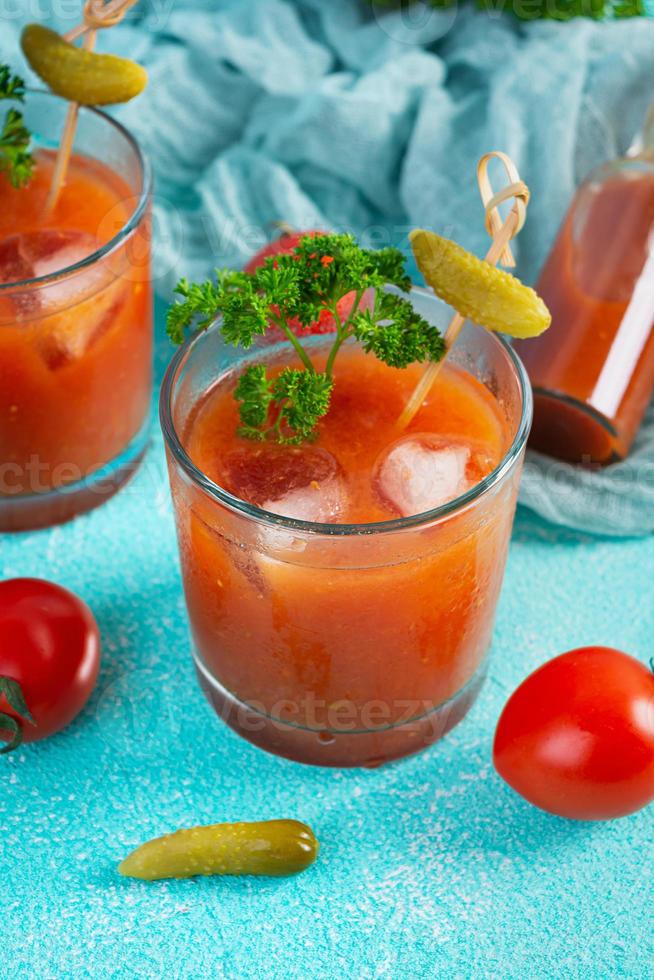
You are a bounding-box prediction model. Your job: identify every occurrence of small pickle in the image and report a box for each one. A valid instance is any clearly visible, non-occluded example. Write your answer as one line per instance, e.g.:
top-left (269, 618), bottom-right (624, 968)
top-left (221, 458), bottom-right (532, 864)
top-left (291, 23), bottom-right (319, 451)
top-left (21, 25), bottom-right (147, 106)
top-left (410, 229), bottom-right (551, 339)
top-left (118, 819), bottom-right (319, 881)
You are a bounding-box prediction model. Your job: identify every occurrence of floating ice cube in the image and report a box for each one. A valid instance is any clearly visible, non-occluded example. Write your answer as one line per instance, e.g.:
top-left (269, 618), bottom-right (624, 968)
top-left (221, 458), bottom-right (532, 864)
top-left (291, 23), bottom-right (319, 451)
top-left (0, 233), bottom-right (41, 317)
top-left (0, 229), bottom-right (104, 306)
top-left (36, 283), bottom-right (128, 370)
top-left (0, 230), bottom-right (127, 369)
top-left (222, 446), bottom-right (347, 523)
top-left (373, 434), bottom-right (494, 518)
top-left (0, 233), bottom-right (34, 285)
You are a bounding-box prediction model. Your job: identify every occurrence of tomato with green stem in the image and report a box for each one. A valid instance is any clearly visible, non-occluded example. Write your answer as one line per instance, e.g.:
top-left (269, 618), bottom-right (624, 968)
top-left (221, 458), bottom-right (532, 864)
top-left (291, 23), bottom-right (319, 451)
top-left (0, 578), bottom-right (100, 752)
top-left (493, 646), bottom-right (654, 820)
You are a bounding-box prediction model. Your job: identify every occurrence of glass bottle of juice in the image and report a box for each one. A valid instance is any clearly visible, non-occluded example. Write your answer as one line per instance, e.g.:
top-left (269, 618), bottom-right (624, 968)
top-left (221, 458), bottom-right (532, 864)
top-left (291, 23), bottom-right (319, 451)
top-left (0, 92), bottom-right (152, 531)
top-left (514, 122), bottom-right (654, 465)
top-left (161, 230), bottom-right (535, 767)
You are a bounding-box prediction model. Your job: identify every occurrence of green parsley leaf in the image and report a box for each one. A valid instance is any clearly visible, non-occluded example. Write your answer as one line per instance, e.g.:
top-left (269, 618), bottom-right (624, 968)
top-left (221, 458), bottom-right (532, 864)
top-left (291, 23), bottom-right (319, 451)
top-left (0, 65), bottom-right (34, 189)
top-left (352, 292), bottom-right (445, 369)
top-left (370, 0), bottom-right (642, 20)
top-left (166, 277), bottom-right (223, 344)
top-left (235, 364), bottom-right (275, 438)
top-left (235, 365), bottom-right (333, 445)
top-left (0, 66), bottom-right (26, 101)
top-left (272, 369), bottom-right (334, 445)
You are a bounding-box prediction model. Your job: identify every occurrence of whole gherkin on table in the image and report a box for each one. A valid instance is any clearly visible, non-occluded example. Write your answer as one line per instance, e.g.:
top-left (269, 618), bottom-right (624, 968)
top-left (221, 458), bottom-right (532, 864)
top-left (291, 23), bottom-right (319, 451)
top-left (119, 819), bottom-right (320, 881)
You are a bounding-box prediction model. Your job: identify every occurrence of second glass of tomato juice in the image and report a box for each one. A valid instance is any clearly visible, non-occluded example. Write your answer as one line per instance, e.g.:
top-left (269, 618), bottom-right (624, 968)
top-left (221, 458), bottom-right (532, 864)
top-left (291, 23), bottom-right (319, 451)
top-left (161, 236), bottom-right (533, 767)
top-left (0, 91), bottom-right (152, 531)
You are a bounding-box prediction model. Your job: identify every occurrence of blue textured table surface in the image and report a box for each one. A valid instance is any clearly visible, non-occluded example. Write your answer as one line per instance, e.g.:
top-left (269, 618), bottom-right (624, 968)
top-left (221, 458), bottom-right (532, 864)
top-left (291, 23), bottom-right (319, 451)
top-left (2, 297), bottom-right (653, 979)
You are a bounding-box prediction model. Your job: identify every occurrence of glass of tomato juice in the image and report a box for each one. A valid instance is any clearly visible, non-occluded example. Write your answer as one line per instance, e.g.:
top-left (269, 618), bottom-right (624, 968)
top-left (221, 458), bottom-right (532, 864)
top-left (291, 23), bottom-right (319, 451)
top-left (0, 91), bottom-right (152, 531)
top-left (161, 287), bottom-right (531, 767)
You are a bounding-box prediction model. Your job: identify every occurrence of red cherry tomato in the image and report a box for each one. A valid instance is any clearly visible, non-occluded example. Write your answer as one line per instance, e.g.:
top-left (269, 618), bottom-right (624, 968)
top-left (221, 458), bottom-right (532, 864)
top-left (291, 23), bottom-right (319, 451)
top-left (245, 228), bottom-right (360, 339)
top-left (493, 647), bottom-right (654, 820)
top-left (0, 578), bottom-right (100, 752)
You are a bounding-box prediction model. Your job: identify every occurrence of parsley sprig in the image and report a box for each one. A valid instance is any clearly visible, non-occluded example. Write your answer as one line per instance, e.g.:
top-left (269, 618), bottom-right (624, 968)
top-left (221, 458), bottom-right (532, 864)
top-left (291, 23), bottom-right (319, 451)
top-left (167, 233), bottom-right (444, 444)
top-left (371, 0), bottom-right (643, 20)
top-left (0, 65), bottom-right (34, 189)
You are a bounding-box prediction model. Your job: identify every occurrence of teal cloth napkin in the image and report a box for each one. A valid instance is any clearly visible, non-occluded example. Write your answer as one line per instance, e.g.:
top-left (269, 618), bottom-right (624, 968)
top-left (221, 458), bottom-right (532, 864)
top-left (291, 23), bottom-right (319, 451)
top-left (3, 0), bottom-right (654, 535)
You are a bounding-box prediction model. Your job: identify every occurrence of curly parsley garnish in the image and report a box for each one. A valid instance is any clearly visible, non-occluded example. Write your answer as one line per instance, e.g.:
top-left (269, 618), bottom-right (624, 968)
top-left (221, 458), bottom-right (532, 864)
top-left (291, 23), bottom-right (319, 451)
top-left (0, 66), bottom-right (34, 189)
top-left (167, 233), bottom-right (445, 445)
top-left (371, 0), bottom-right (642, 21)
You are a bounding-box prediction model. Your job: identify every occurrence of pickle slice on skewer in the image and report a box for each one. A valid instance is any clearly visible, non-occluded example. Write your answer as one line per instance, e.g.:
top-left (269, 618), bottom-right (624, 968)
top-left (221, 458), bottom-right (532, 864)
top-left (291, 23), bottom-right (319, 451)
top-left (410, 229), bottom-right (551, 339)
top-left (21, 25), bottom-right (147, 106)
top-left (118, 819), bottom-right (319, 880)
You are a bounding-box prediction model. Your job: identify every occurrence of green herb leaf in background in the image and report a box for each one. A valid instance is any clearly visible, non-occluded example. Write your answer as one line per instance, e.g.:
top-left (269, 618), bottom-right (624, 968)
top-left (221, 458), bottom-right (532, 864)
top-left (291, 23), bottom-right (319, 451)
top-left (370, 0), bottom-right (643, 21)
top-left (0, 65), bottom-right (34, 188)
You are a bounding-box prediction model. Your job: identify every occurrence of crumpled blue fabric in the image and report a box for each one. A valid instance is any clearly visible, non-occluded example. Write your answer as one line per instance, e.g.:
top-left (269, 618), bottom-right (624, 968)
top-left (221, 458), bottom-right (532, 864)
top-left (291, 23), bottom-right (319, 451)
top-left (2, 0), bottom-right (654, 535)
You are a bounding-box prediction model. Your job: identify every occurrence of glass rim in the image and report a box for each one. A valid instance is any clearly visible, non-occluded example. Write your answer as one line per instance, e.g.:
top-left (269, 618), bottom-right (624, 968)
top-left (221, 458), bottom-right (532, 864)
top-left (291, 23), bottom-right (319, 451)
top-left (0, 89), bottom-right (152, 293)
top-left (159, 286), bottom-right (533, 537)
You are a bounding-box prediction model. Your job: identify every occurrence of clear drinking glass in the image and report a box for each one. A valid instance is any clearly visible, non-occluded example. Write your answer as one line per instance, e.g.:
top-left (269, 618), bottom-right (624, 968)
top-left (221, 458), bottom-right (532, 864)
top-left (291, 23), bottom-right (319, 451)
top-left (161, 288), bottom-right (531, 768)
top-left (0, 92), bottom-right (152, 531)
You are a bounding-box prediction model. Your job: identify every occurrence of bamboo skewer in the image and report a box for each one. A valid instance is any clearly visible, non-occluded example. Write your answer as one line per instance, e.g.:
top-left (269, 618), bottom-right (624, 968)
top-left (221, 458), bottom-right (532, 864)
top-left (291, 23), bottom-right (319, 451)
top-left (396, 152), bottom-right (530, 431)
top-left (43, 0), bottom-right (139, 215)
top-left (43, 29), bottom-right (95, 215)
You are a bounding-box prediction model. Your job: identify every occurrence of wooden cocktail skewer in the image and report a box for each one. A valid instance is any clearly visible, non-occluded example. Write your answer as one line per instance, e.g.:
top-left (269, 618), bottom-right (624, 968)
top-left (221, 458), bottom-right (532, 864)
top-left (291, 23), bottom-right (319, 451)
top-left (397, 152), bottom-right (530, 431)
top-left (43, 0), bottom-right (139, 215)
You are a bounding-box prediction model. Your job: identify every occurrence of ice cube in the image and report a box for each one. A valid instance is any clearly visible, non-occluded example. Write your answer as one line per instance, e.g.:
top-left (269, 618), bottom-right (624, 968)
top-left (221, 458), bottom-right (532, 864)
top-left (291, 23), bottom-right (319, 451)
top-left (374, 434), bottom-right (495, 518)
top-left (0, 233), bottom-right (42, 317)
top-left (0, 230), bottom-right (104, 306)
top-left (0, 233), bottom-right (34, 285)
top-left (0, 229), bottom-right (128, 369)
top-left (222, 446), bottom-right (347, 523)
top-left (36, 281), bottom-right (128, 370)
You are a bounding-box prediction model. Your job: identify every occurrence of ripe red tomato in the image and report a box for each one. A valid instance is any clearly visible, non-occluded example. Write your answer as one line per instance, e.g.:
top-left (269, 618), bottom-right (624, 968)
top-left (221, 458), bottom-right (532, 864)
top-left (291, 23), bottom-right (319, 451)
top-left (244, 227), bottom-right (319, 275)
top-left (245, 228), bottom-right (359, 338)
top-left (493, 647), bottom-right (654, 820)
top-left (0, 578), bottom-right (100, 752)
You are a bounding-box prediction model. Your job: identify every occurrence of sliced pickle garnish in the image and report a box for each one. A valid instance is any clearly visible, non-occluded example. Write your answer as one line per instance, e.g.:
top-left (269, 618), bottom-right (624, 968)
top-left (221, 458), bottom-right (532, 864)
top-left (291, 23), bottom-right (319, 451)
top-left (410, 228), bottom-right (551, 339)
top-left (21, 24), bottom-right (147, 106)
